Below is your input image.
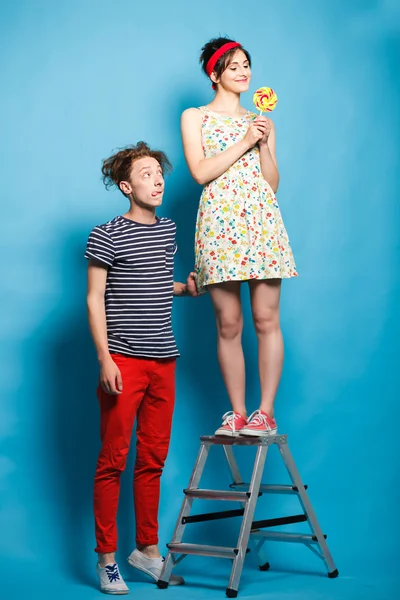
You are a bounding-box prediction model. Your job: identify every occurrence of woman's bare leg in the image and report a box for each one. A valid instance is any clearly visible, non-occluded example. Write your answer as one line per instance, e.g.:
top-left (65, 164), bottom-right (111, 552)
top-left (209, 282), bottom-right (246, 417)
top-left (249, 279), bottom-right (283, 417)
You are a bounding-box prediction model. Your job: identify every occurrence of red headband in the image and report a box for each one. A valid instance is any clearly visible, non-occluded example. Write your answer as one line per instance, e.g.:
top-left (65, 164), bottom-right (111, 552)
top-left (206, 42), bottom-right (242, 89)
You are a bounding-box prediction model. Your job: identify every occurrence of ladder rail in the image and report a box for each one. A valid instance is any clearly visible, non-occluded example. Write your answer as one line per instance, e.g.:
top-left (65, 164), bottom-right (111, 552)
top-left (223, 444), bottom-right (244, 485)
top-left (227, 445), bottom-right (269, 594)
top-left (158, 441), bottom-right (210, 586)
top-left (223, 444), bottom-right (270, 575)
top-left (277, 440), bottom-right (337, 574)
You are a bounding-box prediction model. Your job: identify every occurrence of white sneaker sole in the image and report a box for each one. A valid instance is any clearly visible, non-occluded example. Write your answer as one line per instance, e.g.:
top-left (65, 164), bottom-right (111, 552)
top-left (127, 556), bottom-right (184, 586)
top-left (239, 428), bottom-right (278, 437)
top-left (214, 429), bottom-right (241, 437)
top-left (100, 588), bottom-right (129, 595)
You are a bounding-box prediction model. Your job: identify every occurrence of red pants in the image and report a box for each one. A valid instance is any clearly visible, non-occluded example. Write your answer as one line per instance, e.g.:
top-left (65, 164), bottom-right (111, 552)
top-left (94, 353), bottom-right (176, 554)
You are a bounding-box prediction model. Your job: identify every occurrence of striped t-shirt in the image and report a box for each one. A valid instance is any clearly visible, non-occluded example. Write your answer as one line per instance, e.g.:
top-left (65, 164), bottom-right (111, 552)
top-left (85, 215), bottom-right (179, 359)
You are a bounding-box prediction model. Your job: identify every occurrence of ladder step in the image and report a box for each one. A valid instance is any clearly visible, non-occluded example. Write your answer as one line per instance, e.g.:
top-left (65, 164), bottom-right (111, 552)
top-left (200, 434), bottom-right (287, 446)
top-left (167, 543), bottom-right (241, 559)
top-left (251, 531), bottom-right (327, 544)
top-left (184, 488), bottom-right (252, 502)
top-left (252, 514), bottom-right (308, 530)
top-left (230, 483), bottom-right (308, 494)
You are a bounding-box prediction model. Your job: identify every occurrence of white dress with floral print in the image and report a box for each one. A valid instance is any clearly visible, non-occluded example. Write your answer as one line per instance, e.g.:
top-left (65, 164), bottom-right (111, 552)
top-left (195, 107), bottom-right (298, 292)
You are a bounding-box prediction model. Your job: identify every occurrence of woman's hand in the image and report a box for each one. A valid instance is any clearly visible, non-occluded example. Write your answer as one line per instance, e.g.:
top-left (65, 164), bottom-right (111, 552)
top-left (243, 121), bottom-right (265, 149)
top-left (253, 116), bottom-right (273, 145)
top-left (173, 274), bottom-right (199, 297)
top-left (186, 272), bottom-right (199, 297)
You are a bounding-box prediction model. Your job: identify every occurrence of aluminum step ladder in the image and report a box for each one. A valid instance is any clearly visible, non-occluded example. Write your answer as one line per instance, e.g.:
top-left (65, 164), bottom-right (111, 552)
top-left (157, 434), bottom-right (338, 598)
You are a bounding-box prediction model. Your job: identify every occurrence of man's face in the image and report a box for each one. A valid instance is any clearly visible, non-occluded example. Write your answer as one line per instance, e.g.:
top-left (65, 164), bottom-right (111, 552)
top-left (120, 157), bottom-right (164, 208)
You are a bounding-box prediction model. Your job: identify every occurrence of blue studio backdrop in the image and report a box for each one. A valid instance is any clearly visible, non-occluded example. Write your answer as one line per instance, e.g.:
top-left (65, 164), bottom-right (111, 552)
top-left (1, 1), bottom-right (399, 599)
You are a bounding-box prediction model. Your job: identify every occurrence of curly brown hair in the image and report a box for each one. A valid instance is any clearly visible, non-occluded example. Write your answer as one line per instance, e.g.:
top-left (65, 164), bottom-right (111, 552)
top-left (101, 142), bottom-right (172, 191)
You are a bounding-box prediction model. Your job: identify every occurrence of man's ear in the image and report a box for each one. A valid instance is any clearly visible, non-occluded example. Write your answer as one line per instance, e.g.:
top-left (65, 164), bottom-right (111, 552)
top-left (119, 180), bottom-right (132, 195)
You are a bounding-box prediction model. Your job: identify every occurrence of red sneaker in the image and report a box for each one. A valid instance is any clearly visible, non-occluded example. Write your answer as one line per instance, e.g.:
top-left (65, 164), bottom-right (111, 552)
top-left (215, 411), bottom-right (248, 437)
top-left (239, 410), bottom-right (278, 437)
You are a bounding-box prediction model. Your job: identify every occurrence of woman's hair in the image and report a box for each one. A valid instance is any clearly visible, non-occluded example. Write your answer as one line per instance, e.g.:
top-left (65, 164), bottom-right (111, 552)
top-left (200, 36), bottom-right (251, 83)
top-left (101, 142), bottom-right (172, 190)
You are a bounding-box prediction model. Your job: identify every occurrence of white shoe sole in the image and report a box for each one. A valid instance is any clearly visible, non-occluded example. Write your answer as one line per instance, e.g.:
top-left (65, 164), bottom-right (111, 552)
top-left (214, 429), bottom-right (241, 437)
top-left (100, 588), bottom-right (129, 595)
top-left (127, 556), bottom-right (184, 586)
top-left (239, 428), bottom-right (278, 437)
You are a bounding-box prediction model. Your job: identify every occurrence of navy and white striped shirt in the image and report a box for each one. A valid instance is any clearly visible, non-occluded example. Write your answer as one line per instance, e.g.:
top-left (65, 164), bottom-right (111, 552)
top-left (85, 215), bottom-right (179, 359)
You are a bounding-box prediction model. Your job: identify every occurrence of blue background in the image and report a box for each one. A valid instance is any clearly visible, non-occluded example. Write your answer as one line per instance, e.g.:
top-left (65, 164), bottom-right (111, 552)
top-left (1, 0), bottom-right (399, 598)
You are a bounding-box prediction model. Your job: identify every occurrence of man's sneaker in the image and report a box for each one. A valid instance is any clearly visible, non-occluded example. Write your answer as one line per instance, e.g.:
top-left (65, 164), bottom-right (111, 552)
top-left (214, 411), bottom-right (248, 436)
top-left (96, 562), bottom-right (129, 595)
top-left (127, 548), bottom-right (184, 586)
top-left (239, 410), bottom-right (278, 437)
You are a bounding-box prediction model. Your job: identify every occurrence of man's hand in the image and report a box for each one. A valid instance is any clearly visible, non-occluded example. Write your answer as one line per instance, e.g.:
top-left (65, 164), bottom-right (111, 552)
top-left (100, 356), bottom-right (123, 395)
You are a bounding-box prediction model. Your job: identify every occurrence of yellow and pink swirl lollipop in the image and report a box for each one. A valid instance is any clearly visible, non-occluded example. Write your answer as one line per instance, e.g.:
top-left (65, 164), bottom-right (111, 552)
top-left (253, 87), bottom-right (278, 114)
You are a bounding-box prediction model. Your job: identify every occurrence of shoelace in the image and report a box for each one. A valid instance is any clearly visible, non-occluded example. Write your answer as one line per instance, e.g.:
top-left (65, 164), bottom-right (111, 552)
top-left (248, 410), bottom-right (272, 429)
top-left (105, 564), bottom-right (121, 583)
top-left (221, 411), bottom-right (242, 431)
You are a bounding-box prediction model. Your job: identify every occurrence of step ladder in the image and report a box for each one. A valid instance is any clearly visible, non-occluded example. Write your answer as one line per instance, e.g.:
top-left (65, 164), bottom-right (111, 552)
top-left (157, 434), bottom-right (338, 598)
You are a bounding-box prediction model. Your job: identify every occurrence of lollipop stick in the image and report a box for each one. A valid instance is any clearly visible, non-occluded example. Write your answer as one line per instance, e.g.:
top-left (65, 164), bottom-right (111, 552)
top-left (259, 109), bottom-right (262, 116)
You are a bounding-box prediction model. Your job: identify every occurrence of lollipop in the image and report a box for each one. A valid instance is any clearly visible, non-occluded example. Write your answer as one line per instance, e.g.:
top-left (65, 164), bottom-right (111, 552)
top-left (253, 87), bottom-right (278, 114)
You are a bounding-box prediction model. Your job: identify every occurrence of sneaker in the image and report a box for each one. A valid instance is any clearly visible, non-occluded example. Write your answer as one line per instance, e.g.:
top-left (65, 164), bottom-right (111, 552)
top-left (239, 410), bottom-right (278, 437)
top-left (127, 548), bottom-right (184, 586)
top-left (96, 562), bottom-right (129, 595)
top-left (214, 411), bottom-right (248, 437)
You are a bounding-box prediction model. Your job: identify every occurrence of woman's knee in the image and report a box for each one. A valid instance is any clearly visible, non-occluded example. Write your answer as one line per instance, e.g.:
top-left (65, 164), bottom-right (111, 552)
top-left (216, 312), bottom-right (243, 340)
top-left (253, 308), bottom-right (280, 335)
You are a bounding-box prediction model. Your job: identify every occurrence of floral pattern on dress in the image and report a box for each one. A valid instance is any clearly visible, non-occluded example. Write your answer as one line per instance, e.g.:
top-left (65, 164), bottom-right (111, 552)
top-left (195, 107), bottom-right (298, 292)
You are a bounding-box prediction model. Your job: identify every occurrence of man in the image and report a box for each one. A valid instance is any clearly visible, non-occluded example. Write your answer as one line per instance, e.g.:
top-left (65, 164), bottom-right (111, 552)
top-left (85, 142), bottom-right (197, 594)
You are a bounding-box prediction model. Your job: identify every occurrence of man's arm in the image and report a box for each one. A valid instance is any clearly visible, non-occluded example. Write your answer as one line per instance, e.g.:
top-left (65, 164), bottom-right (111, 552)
top-left (173, 281), bottom-right (187, 296)
top-left (87, 259), bottom-right (122, 394)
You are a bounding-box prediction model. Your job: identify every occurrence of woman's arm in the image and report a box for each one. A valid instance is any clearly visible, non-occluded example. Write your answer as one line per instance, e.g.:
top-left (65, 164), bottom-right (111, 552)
top-left (181, 108), bottom-right (263, 185)
top-left (255, 117), bottom-right (280, 193)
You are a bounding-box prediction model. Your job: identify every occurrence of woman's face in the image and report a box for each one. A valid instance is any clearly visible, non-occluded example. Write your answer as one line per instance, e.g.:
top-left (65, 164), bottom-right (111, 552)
top-left (215, 49), bottom-right (251, 93)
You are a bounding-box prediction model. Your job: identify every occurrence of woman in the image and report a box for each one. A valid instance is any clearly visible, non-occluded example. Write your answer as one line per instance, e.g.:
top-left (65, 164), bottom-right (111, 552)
top-left (181, 37), bottom-right (297, 437)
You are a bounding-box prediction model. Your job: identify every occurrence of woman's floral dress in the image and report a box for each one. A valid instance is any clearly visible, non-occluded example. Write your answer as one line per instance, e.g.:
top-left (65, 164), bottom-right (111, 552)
top-left (195, 107), bottom-right (298, 292)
